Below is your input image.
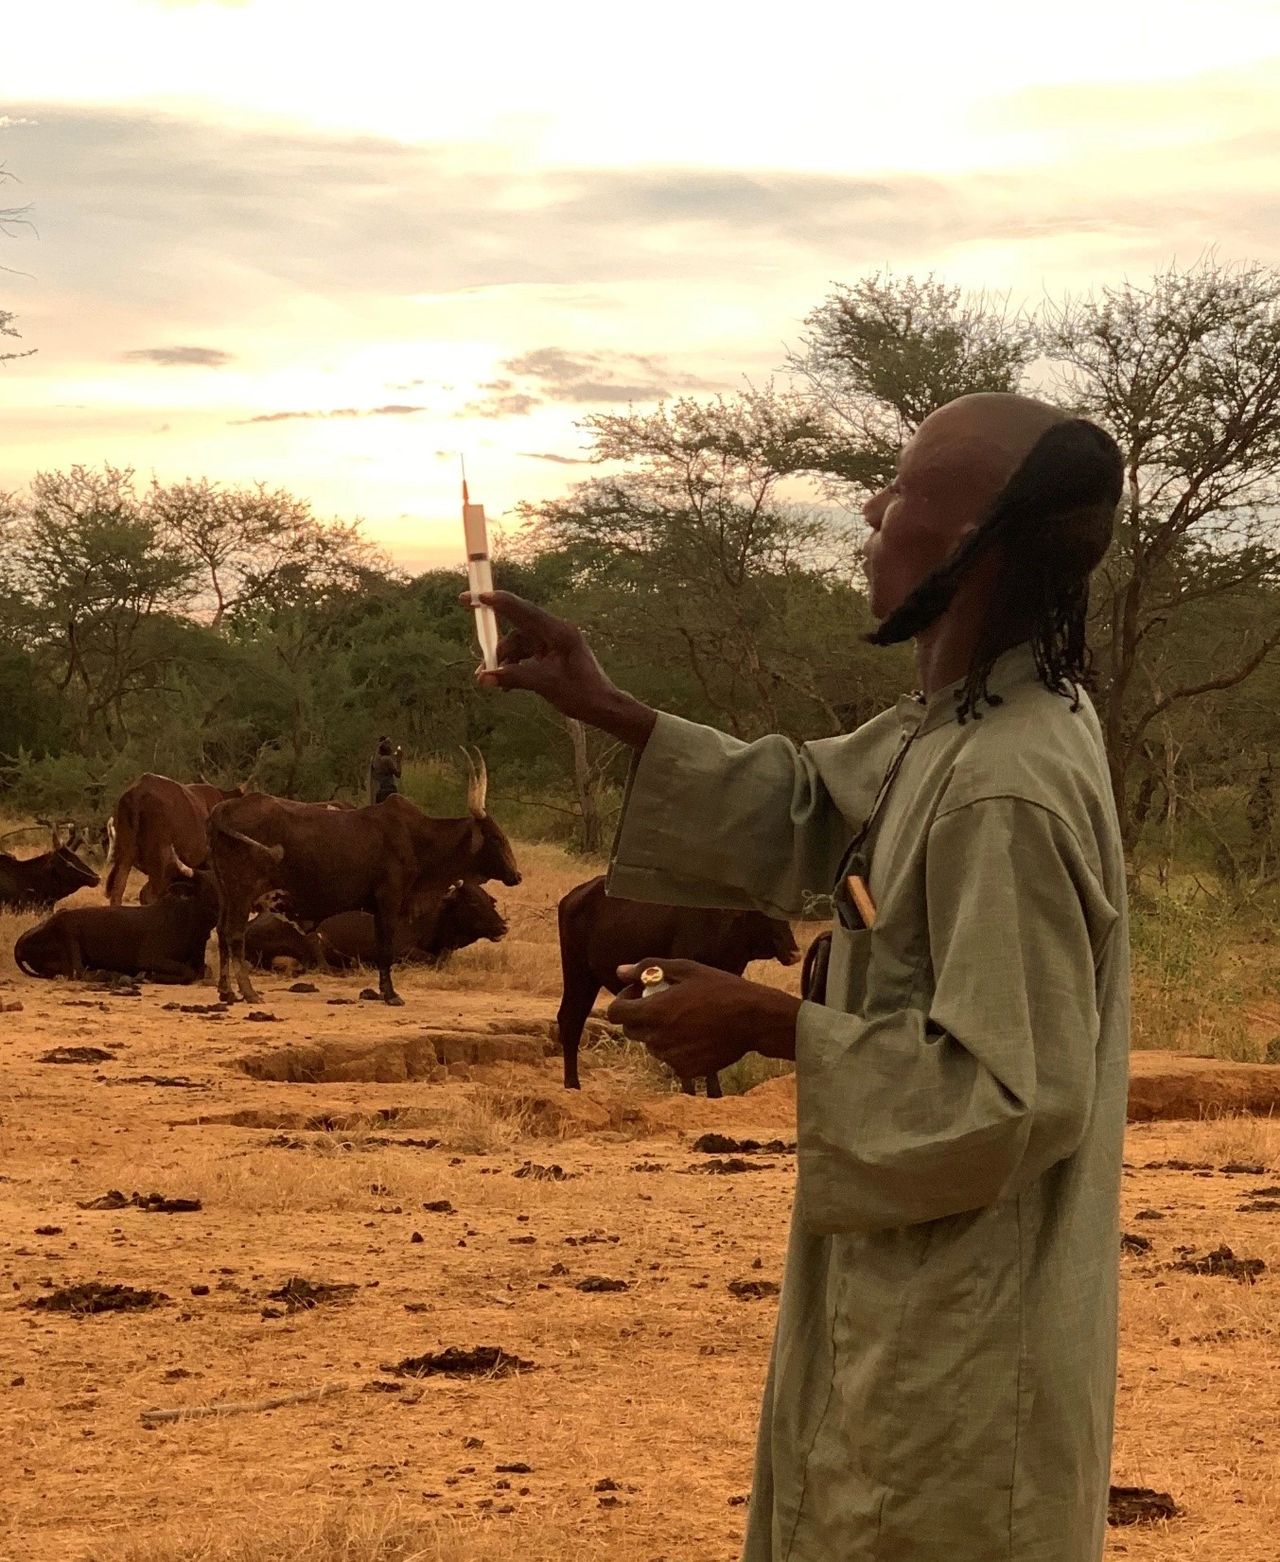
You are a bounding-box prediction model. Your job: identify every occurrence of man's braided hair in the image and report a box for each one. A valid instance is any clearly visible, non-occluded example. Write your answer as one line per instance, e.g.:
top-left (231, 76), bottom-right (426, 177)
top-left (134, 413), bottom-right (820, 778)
top-left (867, 416), bottom-right (1125, 722)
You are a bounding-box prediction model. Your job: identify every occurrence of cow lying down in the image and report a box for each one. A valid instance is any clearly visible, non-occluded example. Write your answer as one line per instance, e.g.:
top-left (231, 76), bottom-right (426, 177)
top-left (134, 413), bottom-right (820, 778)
top-left (243, 883), bottom-right (509, 972)
top-left (15, 871), bottom-right (219, 983)
top-left (317, 882), bottom-right (509, 968)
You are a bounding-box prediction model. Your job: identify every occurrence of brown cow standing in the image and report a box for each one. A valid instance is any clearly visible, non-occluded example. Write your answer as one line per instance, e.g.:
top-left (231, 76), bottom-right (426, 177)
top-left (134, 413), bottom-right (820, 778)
top-left (210, 753), bottom-right (520, 1007)
top-left (105, 774), bottom-right (244, 905)
top-left (555, 876), bottom-right (801, 1097)
top-left (316, 882), bottom-right (509, 968)
top-left (15, 871), bottom-right (220, 983)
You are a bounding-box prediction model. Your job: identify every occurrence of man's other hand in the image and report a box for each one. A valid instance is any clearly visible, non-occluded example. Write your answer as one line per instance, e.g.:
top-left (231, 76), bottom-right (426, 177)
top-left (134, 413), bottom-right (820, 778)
top-left (607, 959), bottom-right (801, 1078)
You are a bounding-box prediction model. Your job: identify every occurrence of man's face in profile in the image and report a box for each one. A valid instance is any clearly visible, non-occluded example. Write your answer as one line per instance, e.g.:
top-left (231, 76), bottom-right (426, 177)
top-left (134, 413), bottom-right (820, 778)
top-left (861, 407), bottom-right (1007, 625)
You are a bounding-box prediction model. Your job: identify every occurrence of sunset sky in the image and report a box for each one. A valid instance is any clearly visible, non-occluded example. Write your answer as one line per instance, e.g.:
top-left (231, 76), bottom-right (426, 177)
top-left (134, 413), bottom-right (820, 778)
top-left (3, 0), bottom-right (1280, 571)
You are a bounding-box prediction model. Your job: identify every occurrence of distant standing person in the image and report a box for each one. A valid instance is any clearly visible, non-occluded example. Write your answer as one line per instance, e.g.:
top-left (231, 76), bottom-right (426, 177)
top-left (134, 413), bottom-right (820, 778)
top-left (367, 737), bottom-right (402, 805)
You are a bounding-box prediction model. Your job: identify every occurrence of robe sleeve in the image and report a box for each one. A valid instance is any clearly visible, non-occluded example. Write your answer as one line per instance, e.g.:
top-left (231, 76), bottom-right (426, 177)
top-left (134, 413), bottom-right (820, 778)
top-left (796, 795), bottom-right (1118, 1234)
top-left (606, 711), bottom-right (849, 920)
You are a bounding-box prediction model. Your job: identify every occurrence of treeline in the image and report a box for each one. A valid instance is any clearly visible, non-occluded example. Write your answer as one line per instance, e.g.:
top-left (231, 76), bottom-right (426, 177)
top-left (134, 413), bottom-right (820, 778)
top-left (2, 264), bottom-right (1278, 895)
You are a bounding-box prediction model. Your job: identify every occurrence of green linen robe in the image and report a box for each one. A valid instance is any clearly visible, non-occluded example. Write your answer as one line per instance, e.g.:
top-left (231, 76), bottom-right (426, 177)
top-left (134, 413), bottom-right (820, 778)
top-left (608, 645), bottom-right (1129, 1562)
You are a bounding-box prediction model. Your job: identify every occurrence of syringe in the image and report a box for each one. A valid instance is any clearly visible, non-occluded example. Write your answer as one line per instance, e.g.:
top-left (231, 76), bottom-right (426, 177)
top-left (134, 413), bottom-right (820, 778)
top-left (462, 475), bottom-right (500, 672)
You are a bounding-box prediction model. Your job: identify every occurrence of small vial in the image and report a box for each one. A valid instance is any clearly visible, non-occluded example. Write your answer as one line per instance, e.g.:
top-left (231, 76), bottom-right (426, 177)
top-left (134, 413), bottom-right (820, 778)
top-left (640, 965), bottom-right (670, 997)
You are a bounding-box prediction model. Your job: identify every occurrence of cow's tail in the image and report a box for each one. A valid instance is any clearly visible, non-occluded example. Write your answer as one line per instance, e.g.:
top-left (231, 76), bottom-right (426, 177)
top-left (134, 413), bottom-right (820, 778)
top-left (211, 818), bottom-right (285, 866)
top-left (14, 928), bottom-right (44, 978)
top-left (104, 807), bottom-right (134, 905)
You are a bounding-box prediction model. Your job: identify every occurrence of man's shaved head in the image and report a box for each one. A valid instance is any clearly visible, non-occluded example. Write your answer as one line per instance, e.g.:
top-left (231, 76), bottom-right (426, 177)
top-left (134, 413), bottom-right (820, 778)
top-left (861, 391), bottom-right (1123, 718)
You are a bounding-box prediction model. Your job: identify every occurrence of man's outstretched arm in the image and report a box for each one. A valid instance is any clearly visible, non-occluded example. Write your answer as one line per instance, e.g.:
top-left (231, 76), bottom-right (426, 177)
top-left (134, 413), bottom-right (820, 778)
top-left (469, 591), bottom-right (847, 917)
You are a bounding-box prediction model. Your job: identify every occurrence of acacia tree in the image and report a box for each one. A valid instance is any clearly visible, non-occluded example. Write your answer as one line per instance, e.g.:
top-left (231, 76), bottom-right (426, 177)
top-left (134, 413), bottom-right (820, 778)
top-left (1041, 263), bottom-right (1280, 834)
top-left (2, 167), bottom-right (34, 364)
top-left (788, 272), bottom-right (1039, 494)
top-left (3, 466), bottom-right (200, 740)
top-left (792, 264), bottom-right (1280, 841)
top-left (149, 477), bottom-right (389, 627)
top-left (517, 387), bottom-right (889, 739)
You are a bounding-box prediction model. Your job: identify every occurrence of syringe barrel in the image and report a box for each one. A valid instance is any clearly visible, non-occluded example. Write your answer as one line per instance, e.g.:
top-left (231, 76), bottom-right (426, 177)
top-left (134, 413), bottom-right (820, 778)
top-left (466, 556), bottom-right (500, 671)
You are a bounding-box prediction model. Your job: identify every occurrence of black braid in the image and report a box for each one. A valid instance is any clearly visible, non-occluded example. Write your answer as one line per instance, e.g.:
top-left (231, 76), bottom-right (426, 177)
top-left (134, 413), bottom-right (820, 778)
top-left (867, 417), bottom-right (1123, 721)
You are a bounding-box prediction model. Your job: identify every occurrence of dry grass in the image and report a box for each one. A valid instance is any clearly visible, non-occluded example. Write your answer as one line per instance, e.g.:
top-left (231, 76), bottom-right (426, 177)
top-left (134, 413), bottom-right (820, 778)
top-left (2, 972), bottom-right (1279, 1561)
top-left (85, 1504), bottom-right (591, 1562)
top-left (1174, 1113), bottom-right (1280, 1172)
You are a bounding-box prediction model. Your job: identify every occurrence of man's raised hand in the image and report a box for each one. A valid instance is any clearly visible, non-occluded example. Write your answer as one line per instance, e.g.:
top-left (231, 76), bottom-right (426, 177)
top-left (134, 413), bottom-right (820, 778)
top-left (462, 591), bottom-right (658, 751)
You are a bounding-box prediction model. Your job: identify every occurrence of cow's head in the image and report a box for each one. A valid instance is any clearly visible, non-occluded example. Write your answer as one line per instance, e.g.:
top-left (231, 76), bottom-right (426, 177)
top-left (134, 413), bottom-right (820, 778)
top-left (462, 750), bottom-right (522, 888)
top-left (162, 867), bottom-right (220, 914)
top-left (50, 845), bottom-right (101, 896)
top-left (443, 881), bottom-right (509, 945)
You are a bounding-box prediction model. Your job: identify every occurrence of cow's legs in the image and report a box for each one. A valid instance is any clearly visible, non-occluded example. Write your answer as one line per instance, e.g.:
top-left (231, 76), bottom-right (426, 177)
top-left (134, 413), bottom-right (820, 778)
top-left (143, 959), bottom-right (203, 984)
top-left (556, 971), bottom-right (598, 1091)
top-left (705, 1072), bottom-right (723, 1099)
top-left (216, 918), bottom-right (232, 1002)
top-left (373, 901), bottom-right (403, 1006)
top-left (232, 928), bottom-right (260, 1004)
top-left (59, 923), bottom-right (84, 980)
top-left (217, 896), bottom-right (261, 1004)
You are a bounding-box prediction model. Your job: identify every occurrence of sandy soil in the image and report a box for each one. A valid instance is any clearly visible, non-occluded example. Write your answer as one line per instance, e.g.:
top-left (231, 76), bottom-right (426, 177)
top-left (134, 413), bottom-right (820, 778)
top-left (0, 960), bottom-right (1277, 1562)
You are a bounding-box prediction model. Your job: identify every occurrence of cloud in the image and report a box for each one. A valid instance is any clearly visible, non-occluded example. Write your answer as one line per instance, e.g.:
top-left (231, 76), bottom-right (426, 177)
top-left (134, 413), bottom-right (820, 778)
top-left (520, 450), bottom-right (590, 465)
top-left (457, 345), bottom-right (725, 418)
top-left (233, 403), bottom-right (427, 425)
top-left (123, 344), bottom-right (234, 367)
top-left (455, 391), bottom-right (542, 420)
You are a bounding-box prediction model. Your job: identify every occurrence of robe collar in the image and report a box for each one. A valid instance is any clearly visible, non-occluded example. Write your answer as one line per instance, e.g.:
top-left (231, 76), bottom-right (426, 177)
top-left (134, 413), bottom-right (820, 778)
top-left (895, 642), bottom-right (1043, 737)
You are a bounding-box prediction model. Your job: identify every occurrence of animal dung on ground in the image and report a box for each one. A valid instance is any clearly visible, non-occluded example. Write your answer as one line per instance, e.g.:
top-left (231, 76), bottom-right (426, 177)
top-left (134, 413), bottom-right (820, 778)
top-left (1219, 1161), bottom-right (1267, 1175)
top-left (27, 1281), bottom-right (168, 1315)
top-left (1170, 1244), bottom-right (1266, 1282)
top-left (1239, 1199), bottom-right (1280, 1212)
top-left (421, 1199), bottom-right (455, 1214)
top-left (245, 1010), bottom-right (280, 1023)
top-left (34, 1225), bottom-right (63, 1236)
top-left (1107, 1486), bottom-right (1180, 1525)
top-left (380, 1346), bottom-right (534, 1379)
top-left (1120, 1232), bottom-right (1153, 1255)
top-left (265, 1277), bottom-right (358, 1311)
top-left (691, 1133), bottom-right (795, 1155)
top-left (38, 1046), bottom-right (114, 1065)
top-left (77, 1189), bottom-right (202, 1213)
top-left (687, 1157), bottom-right (772, 1175)
top-left (161, 1002), bottom-right (227, 1015)
top-left (288, 981), bottom-right (319, 993)
top-left (575, 1275), bottom-right (629, 1293)
top-left (728, 1277), bottom-right (781, 1300)
top-left (108, 1074), bottom-right (209, 1089)
top-left (0, 998), bottom-right (23, 1013)
top-left (513, 1162), bottom-right (573, 1182)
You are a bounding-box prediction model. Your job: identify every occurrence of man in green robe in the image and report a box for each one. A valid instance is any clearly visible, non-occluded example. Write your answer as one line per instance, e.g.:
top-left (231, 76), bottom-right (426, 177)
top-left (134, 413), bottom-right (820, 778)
top-left (471, 393), bottom-right (1129, 1561)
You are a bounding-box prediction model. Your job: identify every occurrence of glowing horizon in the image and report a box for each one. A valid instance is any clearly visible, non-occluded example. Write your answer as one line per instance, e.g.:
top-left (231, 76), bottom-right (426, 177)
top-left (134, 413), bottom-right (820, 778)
top-left (3, 0), bottom-right (1280, 570)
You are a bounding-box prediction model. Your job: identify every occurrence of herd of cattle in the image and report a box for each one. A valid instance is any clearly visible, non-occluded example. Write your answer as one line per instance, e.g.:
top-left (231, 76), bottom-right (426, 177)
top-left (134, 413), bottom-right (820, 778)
top-left (3, 764), bottom-right (821, 1094)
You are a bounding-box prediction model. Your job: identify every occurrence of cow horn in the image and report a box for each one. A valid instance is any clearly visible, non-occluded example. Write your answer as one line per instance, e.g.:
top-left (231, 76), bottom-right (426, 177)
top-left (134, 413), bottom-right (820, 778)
top-left (462, 747), bottom-right (488, 819)
top-left (173, 855), bottom-right (196, 879)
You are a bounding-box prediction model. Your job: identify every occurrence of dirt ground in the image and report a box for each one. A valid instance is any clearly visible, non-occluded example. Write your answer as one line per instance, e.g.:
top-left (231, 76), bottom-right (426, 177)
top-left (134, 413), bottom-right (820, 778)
top-left (1, 955), bottom-right (1277, 1560)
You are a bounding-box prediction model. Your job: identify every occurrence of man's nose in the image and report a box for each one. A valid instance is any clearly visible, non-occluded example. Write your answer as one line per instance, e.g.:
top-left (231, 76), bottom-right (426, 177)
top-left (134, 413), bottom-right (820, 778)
top-left (862, 491), bottom-right (886, 530)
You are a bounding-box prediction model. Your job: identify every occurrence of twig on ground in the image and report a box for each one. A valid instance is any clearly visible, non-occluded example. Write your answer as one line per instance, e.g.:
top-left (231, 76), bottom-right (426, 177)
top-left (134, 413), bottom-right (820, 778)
top-left (140, 1380), bottom-right (349, 1426)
